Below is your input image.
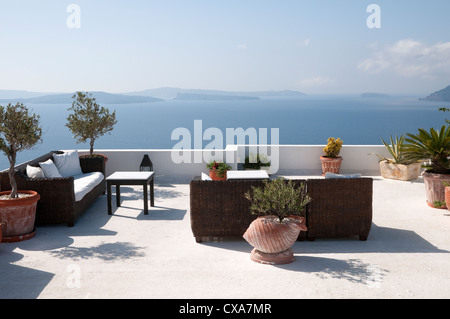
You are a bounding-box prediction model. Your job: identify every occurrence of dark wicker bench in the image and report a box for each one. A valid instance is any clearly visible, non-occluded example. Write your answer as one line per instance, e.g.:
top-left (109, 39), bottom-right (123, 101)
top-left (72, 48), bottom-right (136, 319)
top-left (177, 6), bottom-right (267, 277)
top-left (0, 151), bottom-right (105, 227)
top-left (190, 177), bottom-right (373, 242)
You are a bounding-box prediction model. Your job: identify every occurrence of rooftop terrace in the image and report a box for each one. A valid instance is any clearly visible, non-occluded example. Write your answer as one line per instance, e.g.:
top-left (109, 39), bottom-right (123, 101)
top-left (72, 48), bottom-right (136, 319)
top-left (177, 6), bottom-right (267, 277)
top-left (1, 146), bottom-right (450, 300)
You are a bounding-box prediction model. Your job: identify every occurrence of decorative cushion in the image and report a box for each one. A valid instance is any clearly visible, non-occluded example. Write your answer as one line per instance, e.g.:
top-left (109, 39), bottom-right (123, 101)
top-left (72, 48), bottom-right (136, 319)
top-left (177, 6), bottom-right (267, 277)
top-left (53, 150), bottom-right (83, 177)
top-left (39, 159), bottom-right (63, 178)
top-left (325, 172), bottom-right (361, 179)
top-left (26, 165), bottom-right (45, 178)
top-left (201, 172), bottom-right (212, 181)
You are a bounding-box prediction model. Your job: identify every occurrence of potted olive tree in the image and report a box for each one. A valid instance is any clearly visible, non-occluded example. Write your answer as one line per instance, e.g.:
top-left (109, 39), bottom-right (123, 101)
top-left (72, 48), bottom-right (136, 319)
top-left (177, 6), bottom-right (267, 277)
top-left (66, 91), bottom-right (117, 161)
top-left (320, 137), bottom-right (343, 176)
top-left (243, 178), bottom-right (311, 265)
top-left (371, 135), bottom-right (421, 181)
top-left (0, 103), bottom-right (42, 242)
top-left (403, 125), bottom-right (450, 208)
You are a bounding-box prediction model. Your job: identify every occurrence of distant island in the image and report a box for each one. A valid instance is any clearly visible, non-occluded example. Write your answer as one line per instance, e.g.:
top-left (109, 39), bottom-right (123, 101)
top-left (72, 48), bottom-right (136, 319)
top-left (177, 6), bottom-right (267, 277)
top-left (361, 92), bottom-right (390, 98)
top-left (421, 85), bottom-right (450, 102)
top-left (0, 91), bottom-right (163, 104)
top-left (0, 87), bottom-right (306, 104)
top-left (174, 93), bottom-right (259, 101)
top-left (126, 87), bottom-right (306, 100)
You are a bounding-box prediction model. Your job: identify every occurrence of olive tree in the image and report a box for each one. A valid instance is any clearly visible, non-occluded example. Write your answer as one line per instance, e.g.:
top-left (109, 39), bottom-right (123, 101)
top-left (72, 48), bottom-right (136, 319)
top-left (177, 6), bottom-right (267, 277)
top-left (66, 91), bottom-right (117, 156)
top-left (0, 103), bottom-right (42, 199)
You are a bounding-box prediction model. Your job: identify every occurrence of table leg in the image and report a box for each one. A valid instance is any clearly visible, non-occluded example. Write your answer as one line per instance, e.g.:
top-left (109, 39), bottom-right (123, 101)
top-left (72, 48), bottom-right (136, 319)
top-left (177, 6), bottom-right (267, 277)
top-left (107, 182), bottom-right (112, 215)
top-left (116, 185), bottom-right (121, 207)
top-left (143, 183), bottom-right (148, 215)
top-left (150, 178), bottom-right (154, 207)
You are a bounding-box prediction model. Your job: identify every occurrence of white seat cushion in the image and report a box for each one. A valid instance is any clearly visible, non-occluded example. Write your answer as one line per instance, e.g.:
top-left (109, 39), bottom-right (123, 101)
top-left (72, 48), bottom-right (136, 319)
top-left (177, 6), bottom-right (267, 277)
top-left (73, 172), bottom-right (104, 202)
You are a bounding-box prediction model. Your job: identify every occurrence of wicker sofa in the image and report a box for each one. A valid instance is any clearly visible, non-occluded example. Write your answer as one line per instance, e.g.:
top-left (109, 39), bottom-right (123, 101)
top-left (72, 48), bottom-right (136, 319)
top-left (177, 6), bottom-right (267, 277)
top-left (190, 176), bottom-right (373, 242)
top-left (0, 151), bottom-right (106, 227)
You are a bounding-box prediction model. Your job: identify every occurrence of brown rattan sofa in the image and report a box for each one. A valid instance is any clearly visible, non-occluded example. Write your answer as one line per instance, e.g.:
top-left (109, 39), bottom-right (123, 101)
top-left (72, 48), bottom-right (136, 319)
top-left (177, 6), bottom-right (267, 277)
top-left (0, 151), bottom-right (105, 227)
top-left (190, 177), bottom-right (373, 242)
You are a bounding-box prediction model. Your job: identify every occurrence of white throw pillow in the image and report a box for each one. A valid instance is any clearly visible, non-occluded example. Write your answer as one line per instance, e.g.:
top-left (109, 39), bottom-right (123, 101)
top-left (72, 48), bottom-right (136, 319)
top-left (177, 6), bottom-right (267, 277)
top-left (53, 150), bottom-right (83, 177)
top-left (26, 165), bottom-right (45, 178)
top-left (39, 159), bottom-right (63, 178)
top-left (201, 172), bottom-right (212, 181)
top-left (325, 172), bottom-right (361, 179)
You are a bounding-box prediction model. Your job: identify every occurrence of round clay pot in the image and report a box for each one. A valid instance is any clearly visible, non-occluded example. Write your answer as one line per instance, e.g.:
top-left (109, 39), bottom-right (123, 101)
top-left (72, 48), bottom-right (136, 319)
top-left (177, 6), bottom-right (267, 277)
top-left (0, 222), bottom-right (2, 244)
top-left (445, 187), bottom-right (450, 211)
top-left (422, 171), bottom-right (450, 209)
top-left (243, 215), bottom-right (307, 265)
top-left (0, 190), bottom-right (40, 242)
top-left (209, 169), bottom-right (227, 181)
top-left (320, 156), bottom-right (343, 176)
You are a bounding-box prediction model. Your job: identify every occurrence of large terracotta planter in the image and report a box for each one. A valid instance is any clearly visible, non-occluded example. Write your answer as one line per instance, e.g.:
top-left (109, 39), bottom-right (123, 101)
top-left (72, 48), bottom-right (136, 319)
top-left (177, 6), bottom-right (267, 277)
top-left (379, 161), bottom-right (421, 181)
top-left (422, 171), bottom-right (450, 209)
top-left (320, 156), bottom-right (342, 176)
top-left (0, 222), bottom-right (2, 244)
top-left (0, 190), bottom-right (40, 242)
top-left (243, 215), bottom-right (307, 265)
top-left (209, 169), bottom-right (227, 181)
top-left (446, 187), bottom-right (450, 211)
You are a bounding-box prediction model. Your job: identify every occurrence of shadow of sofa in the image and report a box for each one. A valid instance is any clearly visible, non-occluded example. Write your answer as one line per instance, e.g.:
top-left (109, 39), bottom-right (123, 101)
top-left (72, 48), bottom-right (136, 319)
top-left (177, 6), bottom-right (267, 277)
top-left (0, 151), bottom-right (105, 227)
top-left (190, 177), bottom-right (373, 242)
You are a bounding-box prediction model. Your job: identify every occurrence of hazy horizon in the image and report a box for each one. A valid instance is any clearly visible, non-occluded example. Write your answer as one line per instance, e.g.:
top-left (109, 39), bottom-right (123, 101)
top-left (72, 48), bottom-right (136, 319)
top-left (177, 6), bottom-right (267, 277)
top-left (1, 1), bottom-right (450, 96)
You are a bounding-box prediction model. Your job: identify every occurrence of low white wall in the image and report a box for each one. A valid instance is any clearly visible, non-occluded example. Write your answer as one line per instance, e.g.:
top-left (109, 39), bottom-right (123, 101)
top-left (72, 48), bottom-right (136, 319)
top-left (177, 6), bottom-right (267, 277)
top-left (75, 144), bottom-right (389, 178)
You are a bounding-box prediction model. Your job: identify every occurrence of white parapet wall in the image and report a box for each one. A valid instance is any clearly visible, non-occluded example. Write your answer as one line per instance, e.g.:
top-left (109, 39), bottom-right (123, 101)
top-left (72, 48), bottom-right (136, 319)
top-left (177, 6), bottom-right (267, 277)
top-left (74, 144), bottom-right (390, 178)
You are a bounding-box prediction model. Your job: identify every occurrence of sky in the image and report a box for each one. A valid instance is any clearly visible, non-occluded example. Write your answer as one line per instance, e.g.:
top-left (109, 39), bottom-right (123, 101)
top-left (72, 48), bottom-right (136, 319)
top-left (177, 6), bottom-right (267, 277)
top-left (0, 0), bottom-right (450, 95)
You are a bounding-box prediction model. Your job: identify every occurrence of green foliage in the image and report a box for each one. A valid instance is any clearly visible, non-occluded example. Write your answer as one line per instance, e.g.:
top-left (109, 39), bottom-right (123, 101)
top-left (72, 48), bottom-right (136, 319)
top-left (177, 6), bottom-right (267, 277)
top-left (245, 178), bottom-right (311, 222)
top-left (243, 153), bottom-right (271, 169)
top-left (372, 135), bottom-right (418, 165)
top-left (0, 103), bottom-right (42, 198)
top-left (66, 92), bottom-right (117, 156)
top-left (403, 125), bottom-right (450, 174)
top-left (323, 137), bottom-right (343, 158)
top-left (206, 160), bottom-right (231, 178)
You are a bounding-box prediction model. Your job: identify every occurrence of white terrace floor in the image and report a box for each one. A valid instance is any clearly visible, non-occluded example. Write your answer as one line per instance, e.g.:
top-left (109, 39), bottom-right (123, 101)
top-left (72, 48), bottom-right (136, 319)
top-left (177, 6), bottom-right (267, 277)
top-left (1, 174), bottom-right (450, 299)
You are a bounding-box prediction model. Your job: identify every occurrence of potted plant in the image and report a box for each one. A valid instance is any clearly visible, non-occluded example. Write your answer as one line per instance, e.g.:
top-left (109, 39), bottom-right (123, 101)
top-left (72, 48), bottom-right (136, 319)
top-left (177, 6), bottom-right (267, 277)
top-left (243, 153), bottom-right (272, 174)
top-left (320, 137), bottom-right (343, 176)
top-left (371, 135), bottom-right (421, 181)
top-left (66, 91), bottom-right (117, 163)
top-left (0, 103), bottom-right (42, 242)
top-left (403, 125), bottom-right (450, 208)
top-left (206, 160), bottom-right (231, 180)
top-left (243, 178), bottom-right (311, 265)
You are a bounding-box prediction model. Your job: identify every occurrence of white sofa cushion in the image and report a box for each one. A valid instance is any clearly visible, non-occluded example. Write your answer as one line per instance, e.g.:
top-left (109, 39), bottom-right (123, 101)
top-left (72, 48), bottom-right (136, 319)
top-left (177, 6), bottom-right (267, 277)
top-left (53, 150), bottom-right (83, 177)
top-left (26, 165), bottom-right (45, 178)
top-left (73, 172), bottom-right (104, 202)
top-left (325, 172), bottom-right (361, 179)
top-left (39, 159), bottom-right (63, 178)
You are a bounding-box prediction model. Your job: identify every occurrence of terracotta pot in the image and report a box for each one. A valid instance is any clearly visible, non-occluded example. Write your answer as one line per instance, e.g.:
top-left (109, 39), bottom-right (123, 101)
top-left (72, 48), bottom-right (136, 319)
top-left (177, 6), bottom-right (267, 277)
top-left (243, 215), bottom-right (307, 265)
top-left (446, 187), bottom-right (450, 211)
top-left (0, 222), bottom-right (2, 244)
top-left (320, 156), bottom-right (343, 176)
top-left (0, 190), bottom-right (40, 242)
top-left (209, 169), bottom-right (227, 181)
top-left (422, 171), bottom-right (450, 209)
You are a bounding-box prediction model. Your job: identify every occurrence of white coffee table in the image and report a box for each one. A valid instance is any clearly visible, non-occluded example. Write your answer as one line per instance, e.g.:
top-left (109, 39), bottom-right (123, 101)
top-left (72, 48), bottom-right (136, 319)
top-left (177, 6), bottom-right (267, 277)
top-left (106, 171), bottom-right (154, 215)
top-left (226, 170), bottom-right (269, 180)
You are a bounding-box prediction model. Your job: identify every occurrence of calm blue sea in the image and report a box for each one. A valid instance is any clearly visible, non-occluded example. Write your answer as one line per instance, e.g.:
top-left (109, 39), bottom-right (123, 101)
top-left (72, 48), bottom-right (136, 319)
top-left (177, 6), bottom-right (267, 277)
top-left (1, 95), bottom-right (449, 170)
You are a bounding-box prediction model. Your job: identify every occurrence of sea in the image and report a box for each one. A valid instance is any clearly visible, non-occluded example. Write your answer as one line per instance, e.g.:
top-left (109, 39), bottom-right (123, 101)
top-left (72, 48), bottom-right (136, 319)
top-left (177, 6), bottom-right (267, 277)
top-left (1, 95), bottom-right (449, 170)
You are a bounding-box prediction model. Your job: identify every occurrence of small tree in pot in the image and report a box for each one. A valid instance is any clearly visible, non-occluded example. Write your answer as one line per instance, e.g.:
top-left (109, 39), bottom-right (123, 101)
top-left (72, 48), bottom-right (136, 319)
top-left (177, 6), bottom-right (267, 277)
top-left (0, 103), bottom-right (42, 242)
top-left (66, 91), bottom-right (117, 157)
top-left (0, 103), bottom-right (42, 199)
top-left (243, 178), bottom-right (311, 264)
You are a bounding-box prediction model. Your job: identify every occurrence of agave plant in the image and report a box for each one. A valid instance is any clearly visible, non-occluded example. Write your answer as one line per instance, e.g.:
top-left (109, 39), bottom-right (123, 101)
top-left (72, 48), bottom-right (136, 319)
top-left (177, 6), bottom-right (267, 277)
top-left (372, 134), bottom-right (417, 165)
top-left (403, 125), bottom-right (450, 174)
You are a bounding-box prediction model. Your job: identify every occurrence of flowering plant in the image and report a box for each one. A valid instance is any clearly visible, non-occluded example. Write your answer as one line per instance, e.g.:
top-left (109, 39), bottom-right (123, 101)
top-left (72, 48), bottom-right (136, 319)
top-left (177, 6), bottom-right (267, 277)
top-left (206, 161), bottom-right (231, 178)
top-left (323, 137), bottom-right (343, 158)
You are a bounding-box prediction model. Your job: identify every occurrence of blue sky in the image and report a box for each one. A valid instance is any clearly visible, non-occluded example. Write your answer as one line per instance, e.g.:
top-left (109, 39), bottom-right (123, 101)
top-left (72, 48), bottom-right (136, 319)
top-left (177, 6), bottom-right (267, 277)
top-left (0, 0), bottom-right (449, 95)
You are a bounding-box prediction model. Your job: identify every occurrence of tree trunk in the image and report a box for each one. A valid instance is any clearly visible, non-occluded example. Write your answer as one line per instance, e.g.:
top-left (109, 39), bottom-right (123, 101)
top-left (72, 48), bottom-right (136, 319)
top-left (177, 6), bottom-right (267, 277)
top-left (89, 139), bottom-right (95, 156)
top-left (8, 153), bottom-right (17, 199)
